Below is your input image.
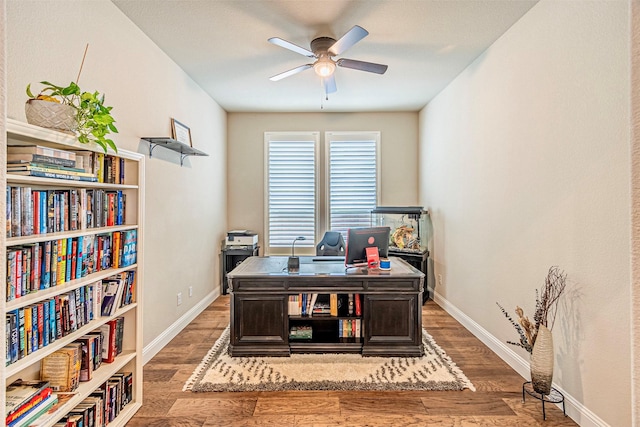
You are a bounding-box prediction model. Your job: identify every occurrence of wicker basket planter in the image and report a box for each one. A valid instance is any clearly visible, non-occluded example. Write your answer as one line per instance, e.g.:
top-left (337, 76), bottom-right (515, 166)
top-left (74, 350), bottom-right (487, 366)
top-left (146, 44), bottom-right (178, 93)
top-left (25, 99), bottom-right (76, 132)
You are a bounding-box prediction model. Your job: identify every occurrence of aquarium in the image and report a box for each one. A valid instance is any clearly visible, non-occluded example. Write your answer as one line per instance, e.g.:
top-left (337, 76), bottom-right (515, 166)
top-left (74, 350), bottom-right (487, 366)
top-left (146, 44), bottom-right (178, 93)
top-left (370, 206), bottom-right (429, 255)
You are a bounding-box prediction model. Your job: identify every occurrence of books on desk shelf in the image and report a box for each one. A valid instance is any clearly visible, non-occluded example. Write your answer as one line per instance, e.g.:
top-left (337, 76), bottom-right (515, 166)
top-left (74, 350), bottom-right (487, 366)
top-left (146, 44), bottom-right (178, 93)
top-left (339, 318), bottom-right (361, 338)
top-left (288, 294), bottom-right (362, 317)
top-left (288, 293), bottom-right (319, 316)
top-left (289, 325), bottom-right (312, 340)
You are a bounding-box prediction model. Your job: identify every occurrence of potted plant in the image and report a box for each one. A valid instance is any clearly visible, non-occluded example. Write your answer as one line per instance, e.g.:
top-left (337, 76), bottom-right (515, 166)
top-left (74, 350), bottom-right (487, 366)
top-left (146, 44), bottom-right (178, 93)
top-left (497, 266), bottom-right (566, 395)
top-left (26, 80), bottom-right (118, 153)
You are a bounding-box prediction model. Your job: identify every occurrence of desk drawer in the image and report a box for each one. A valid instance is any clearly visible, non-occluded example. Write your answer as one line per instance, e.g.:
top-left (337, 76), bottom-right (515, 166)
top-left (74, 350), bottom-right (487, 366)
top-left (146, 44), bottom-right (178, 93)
top-left (231, 279), bottom-right (286, 291)
top-left (366, 280), bottom-right (420, 291)
top-left (287, 279), bottom-right (365, 292)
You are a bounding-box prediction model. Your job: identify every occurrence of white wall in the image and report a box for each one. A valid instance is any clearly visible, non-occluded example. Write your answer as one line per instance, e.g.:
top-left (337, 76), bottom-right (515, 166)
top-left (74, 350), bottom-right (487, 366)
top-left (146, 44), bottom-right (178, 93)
top-left (5, 1), bottom-right (227, 347)
top-left (419, 1), bottom-right (630, 425)
top-left (227, 112), bottom-right (419, 253)
top-left (631, 2), bottom-right (640, 424)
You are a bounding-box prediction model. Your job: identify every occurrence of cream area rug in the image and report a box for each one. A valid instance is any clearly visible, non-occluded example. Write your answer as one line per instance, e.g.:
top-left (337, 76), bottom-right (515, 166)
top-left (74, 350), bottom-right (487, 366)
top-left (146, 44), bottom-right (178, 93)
top-left (184, 326), bottom-right (475, 392)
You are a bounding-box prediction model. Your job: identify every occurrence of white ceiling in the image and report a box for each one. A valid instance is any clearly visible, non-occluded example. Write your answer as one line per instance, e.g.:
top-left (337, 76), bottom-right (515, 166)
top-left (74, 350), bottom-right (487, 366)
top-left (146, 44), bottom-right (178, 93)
top-left (112, 0), bottom-right (538, 113)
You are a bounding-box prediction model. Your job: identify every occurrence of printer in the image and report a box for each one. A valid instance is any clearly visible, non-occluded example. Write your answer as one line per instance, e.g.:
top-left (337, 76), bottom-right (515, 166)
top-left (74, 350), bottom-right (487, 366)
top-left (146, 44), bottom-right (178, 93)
top-left (225, 230), bottom-right (258, 247)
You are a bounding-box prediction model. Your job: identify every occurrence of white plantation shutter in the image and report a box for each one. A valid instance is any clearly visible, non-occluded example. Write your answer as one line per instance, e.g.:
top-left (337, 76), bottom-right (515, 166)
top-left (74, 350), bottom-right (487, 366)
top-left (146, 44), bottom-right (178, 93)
top-left (327, 132), bottom-right (380, 239)
top-left (265, 133), bottom-right (318, 251)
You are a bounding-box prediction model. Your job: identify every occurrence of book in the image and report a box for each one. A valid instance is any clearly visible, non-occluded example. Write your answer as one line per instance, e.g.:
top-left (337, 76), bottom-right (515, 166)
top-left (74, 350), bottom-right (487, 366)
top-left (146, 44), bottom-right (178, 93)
top-left (22, 393), bottom-right (72, 427)
top-left (9, 169), bottom-right (99, 182)
top-left (101, 279), bottom-right (124, 317)
top-left (77, 335), bottom-right (97, 382)
top-left (7, 162), bottom-right (88, 174)
top-left (7, 145), bottom-right (76, 161)
top-left (40, 343), bottom-right (81, 392)
top-left (121, 229), bottom-right (137, 267)
top-left (7, 164), bottom-right (97, 178)
top-left (6, 387), bottom-right (53, 426)
top-left (7, 153), bottom-right (76, 168)
top-left (5, 379), bottom-right (50, 418)
top-left (329, 293), bottom-right (338, 316)
top-left (309, 294), bottom-right (318, 316)
top-left (9, 393), bottom-right (57, 427)
top-left (100, 319), bottom-right (118, 363)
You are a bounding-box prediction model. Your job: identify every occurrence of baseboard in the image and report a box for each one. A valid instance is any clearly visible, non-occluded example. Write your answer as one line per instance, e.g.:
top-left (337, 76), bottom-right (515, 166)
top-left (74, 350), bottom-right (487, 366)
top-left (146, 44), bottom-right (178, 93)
top-left (143, 289), bottom-right (218, 365)
top-left (433, 291), bottom-right (609, 427)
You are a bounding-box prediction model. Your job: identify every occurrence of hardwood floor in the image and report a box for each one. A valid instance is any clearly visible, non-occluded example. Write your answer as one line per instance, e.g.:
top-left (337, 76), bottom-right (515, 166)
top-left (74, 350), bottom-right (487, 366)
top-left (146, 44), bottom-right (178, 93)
top-left (126, 295), bottom-right (577, 426)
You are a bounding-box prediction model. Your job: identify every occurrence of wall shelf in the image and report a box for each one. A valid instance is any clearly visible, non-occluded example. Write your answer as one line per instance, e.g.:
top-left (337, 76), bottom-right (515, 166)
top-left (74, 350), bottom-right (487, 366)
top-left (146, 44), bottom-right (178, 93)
top-left (142, 137), bottom-right (209, 166)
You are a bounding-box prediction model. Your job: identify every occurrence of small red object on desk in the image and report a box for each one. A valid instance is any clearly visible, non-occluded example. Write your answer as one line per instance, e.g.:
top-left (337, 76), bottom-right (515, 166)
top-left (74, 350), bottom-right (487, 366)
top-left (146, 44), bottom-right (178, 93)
top-left (366, 246), bottom-right (380, 269)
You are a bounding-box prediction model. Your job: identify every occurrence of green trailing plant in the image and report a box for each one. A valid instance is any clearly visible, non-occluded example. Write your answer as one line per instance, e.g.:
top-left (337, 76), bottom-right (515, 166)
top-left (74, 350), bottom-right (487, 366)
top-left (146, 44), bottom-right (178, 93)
top-left (497, 266), bottom-right (567, 354)
top-left (26, 81), bottom-right (118, 153)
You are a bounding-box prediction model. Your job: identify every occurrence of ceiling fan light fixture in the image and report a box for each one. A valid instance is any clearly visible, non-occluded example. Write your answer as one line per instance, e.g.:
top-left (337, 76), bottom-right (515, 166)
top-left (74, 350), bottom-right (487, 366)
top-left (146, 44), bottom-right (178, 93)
top-left (314, 58), bottom-right (336, 77)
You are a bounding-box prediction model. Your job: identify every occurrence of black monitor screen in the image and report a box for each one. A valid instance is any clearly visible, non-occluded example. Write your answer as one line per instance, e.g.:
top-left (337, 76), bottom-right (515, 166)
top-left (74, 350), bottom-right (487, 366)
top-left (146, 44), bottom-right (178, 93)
top-left (345, 227), bottom-right (390, 267)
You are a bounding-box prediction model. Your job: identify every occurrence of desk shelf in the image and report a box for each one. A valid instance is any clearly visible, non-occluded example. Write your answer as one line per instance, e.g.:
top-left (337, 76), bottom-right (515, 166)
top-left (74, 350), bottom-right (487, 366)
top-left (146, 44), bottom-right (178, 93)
top-left (142, 137), bottom-right (209, 166)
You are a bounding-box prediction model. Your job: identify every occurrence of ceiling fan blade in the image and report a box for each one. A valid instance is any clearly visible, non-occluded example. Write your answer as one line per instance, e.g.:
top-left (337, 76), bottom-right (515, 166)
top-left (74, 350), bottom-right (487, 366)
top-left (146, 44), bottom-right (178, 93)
top-left (337, 58), bottom-right (388, 74)
top-left (323, 75), bottom-right (337, 94)
top-left (328, 25), bottom-right (369, 56)
top-left (269, 64), bottom-right (313, 81)
top-left (268, 37), bottom-right (315, 57)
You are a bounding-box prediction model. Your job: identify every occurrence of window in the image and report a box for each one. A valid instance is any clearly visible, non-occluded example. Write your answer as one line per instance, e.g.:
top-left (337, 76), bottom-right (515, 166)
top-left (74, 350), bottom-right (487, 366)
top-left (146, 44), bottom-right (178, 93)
top-left (264, 131), bottom-right (379, 255)
top-left (326, 132), bottom-right (380, 239)
top-left (264, 132), bottom-right (319, 254)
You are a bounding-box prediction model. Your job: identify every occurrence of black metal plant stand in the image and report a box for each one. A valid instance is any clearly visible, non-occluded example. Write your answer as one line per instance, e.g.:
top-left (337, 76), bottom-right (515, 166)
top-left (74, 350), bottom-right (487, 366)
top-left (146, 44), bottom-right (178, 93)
top-left (522, 381), bottom-right (566, 420)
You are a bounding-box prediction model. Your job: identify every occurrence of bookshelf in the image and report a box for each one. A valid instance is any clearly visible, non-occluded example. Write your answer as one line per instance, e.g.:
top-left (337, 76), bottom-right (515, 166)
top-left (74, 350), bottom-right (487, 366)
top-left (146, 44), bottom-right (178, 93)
top-left (2, 119), bottom-right (144, 427)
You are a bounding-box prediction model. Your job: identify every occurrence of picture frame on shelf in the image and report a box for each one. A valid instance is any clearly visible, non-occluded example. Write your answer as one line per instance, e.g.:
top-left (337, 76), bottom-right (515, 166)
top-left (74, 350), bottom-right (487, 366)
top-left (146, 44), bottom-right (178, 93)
top-left (171, 118), bottom-right (192, 147)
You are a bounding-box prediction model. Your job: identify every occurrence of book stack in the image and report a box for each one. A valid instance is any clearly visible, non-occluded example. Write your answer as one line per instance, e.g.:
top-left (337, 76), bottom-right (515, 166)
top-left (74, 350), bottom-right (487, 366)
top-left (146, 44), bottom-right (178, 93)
top-left (6, 145), bottom-right (127, 185)
top-left (5, 379), bottom-right (57, 427)
top-left (7, 145), bottom-right (97, 182)
top-left (289, 325), bottom-right (312, 340)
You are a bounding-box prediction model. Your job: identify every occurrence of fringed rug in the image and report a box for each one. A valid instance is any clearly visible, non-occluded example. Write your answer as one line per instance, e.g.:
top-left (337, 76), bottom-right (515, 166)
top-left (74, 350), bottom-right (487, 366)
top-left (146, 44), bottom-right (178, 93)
top-left (184, 326), bottom-right (475, 392)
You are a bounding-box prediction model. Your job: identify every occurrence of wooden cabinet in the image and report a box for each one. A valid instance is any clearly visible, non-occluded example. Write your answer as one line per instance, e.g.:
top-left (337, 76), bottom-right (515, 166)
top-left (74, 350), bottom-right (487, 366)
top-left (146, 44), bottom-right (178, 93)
top-left (363, 294), bottom-right (421, 356)
top-left (2, 119), bottom-right (144, 426)
top-left (227, 256), bottom-right (424, 357)
top-left (230, 295), bottom-right (289, 356)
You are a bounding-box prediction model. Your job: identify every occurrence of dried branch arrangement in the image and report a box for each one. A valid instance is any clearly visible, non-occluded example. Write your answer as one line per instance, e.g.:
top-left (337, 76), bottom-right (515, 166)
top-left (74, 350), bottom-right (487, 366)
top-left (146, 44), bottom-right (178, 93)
top-left (497, 266), bottom-right (567, 354)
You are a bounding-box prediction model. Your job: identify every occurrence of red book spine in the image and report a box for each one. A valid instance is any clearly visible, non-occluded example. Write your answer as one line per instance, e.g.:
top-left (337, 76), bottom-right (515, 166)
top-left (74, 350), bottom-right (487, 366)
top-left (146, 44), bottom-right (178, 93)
top-left (5, 387), bottom-right (53, 424)
top-left (355, 293), bottom-right (361, 316)
top-left (70, 240), bottom-right (77, 280)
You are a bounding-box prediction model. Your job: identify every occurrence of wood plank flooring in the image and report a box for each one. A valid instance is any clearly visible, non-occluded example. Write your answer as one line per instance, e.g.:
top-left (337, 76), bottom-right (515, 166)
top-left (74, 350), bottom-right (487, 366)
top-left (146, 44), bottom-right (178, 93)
top-left (126, 295), bottom-right (577, 426)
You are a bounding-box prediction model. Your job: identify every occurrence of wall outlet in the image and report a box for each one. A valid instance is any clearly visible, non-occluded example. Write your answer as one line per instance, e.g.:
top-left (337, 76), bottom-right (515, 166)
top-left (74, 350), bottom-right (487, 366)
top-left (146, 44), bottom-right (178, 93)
top-left (189, 286), bottom-right (193, 297)
top-left (177, 292), bottom-right (182, 306)
top-left (438, 274), bottom-right (443, 285)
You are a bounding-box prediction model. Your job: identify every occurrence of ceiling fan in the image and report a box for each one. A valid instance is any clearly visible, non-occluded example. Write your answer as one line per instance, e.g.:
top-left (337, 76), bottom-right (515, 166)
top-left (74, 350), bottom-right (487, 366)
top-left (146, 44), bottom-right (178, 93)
top-left (268, 25), bottom-right (388, 95)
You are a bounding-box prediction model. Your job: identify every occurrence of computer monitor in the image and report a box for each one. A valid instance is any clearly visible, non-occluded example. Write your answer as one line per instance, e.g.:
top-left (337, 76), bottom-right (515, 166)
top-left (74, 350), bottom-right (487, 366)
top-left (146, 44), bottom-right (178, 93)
top-left (345, 227), bottom-right (390, 267)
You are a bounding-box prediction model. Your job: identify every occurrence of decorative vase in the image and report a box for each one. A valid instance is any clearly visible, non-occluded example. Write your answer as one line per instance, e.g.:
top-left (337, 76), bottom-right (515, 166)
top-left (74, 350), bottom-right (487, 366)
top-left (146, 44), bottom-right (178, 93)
top-left (25, 99), bottom-right (76, 132)
top-left (530, 324), bottom-right (554, 395)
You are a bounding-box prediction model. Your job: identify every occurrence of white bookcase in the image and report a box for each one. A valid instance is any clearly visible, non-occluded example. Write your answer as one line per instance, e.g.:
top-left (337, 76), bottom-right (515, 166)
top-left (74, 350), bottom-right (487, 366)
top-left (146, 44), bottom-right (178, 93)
top-left (2, 119), bottom-right (144, 426)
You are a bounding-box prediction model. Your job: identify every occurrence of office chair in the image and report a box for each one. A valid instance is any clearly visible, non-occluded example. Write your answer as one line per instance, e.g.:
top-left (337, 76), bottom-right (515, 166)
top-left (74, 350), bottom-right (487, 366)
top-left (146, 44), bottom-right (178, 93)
top-left (316, 231), bottom-right (346, 256)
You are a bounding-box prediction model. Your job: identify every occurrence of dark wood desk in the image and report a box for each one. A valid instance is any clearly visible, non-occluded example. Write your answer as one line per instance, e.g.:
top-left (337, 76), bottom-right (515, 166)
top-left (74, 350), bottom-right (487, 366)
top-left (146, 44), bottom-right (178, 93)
top-left (227, 256), bottom-right (424, 357)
